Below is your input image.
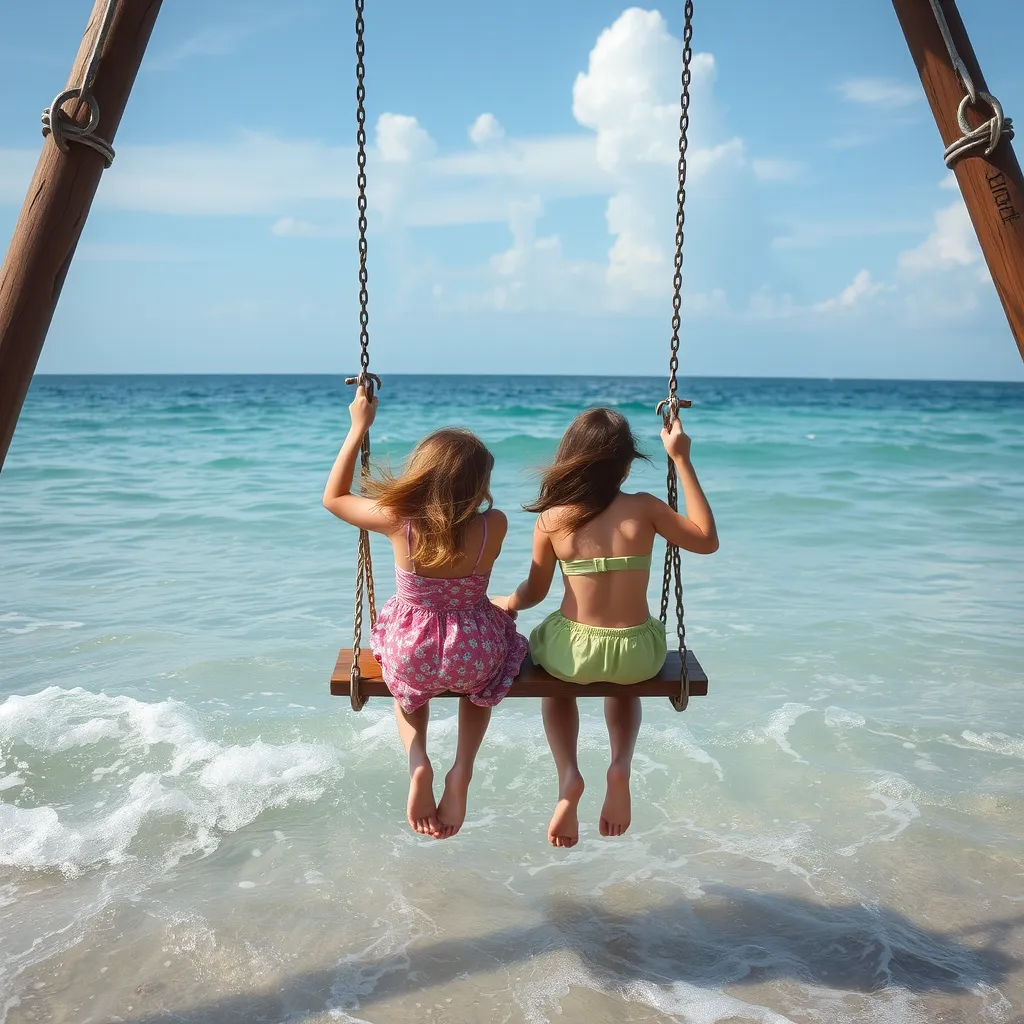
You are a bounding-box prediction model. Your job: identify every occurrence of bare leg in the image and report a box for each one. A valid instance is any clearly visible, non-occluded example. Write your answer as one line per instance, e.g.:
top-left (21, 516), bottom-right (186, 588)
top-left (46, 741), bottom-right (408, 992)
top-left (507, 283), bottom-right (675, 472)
top-left (542, 696), bottom-right (585, 848)
top-left (600, 695), bottom-right (641, 837)
top-left (393, 700), bottom-right (439, 837)
top-left (436, 697), bottom-right (491, 839)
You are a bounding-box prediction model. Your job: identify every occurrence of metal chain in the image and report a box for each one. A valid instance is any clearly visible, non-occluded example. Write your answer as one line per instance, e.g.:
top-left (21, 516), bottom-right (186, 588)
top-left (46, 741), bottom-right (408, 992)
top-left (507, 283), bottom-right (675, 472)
top-left (657, 1), bottom-right (695, 712)
top-left (41, 0), bottom-right (119, 167)
top-left (355, 0), bottom-right (370, 376)
top-left (927, 0), bottom-right (1013, 167)
top-left (347, 0), bottom-right (377, 711)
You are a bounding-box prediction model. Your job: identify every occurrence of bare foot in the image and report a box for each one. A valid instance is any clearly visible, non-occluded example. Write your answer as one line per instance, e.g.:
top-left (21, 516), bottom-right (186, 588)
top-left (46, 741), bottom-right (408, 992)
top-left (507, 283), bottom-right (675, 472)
top-left (599, 762), bottom-right (631, 837)
top-left (548, 772), bottom-right (585, 848)
top-left (436, 765), bottom-right (472, 839)
top-left (407, 762), bottom-right (439, 837)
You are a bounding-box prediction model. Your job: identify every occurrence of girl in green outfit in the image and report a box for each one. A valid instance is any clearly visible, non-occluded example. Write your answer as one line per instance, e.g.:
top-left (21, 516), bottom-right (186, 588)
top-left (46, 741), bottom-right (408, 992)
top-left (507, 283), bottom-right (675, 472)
top-left (495, 408), bottom-right (718, 849)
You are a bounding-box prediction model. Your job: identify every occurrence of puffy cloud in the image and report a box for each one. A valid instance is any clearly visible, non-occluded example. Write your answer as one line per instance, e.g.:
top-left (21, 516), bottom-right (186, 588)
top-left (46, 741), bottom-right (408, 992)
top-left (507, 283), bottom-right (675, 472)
top-left (567, 9), bottom-right (747, 307)
top-left (469, 114), bottom-right (505, 146)
top-left (898, 200), bottom-right (981, 272)
top-left (573, 8), bottom-right (685, 172)
top-left (375, 114), bottom-right (436, 163)
top-left (0, 8), bottom-right (798, 319)
top-left (813, 269), bottom-right (888, 312)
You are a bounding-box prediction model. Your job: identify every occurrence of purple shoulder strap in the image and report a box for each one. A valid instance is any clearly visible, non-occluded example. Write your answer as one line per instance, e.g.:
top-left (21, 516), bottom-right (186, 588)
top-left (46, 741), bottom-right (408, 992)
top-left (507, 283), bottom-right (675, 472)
top-left (405, 521), bottom-right (415, 571)
top-left (471, 515), bottom-right (489, 573)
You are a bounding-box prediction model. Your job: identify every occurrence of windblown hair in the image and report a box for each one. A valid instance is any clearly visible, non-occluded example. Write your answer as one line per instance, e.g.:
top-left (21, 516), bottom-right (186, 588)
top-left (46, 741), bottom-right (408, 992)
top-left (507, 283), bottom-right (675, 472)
top-left (363, 428), bottom-right (494, 570)
top-left (525, 407), bottom-right (648, 534)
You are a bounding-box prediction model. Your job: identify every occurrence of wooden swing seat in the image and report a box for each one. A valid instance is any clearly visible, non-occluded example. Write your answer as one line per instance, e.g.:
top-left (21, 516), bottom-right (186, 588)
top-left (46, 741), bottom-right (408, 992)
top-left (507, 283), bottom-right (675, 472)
top-left (331, 648), bottom-right (708, 701)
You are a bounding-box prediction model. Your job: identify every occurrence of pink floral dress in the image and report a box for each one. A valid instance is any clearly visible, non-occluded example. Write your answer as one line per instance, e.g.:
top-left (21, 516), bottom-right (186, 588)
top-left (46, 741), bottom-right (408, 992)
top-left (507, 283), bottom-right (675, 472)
top-left (371, 518), bottom-right (528, 713)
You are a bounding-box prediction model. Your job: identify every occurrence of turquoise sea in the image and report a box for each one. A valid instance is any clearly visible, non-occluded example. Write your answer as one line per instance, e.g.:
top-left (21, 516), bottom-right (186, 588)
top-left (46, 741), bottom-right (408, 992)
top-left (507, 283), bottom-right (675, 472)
top-left (1, 374), bottom-right (1023, 1024)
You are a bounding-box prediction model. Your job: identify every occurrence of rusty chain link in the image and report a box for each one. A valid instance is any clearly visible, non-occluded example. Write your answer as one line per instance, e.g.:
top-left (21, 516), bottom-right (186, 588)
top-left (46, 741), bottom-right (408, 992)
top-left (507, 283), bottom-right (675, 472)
top-left (347, 0), bottom-right (377, 711)
top-left (658, 0), bottom-right (694, 712)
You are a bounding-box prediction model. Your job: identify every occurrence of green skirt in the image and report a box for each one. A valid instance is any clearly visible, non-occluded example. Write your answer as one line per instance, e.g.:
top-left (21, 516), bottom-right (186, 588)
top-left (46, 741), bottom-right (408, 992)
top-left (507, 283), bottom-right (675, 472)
top-left (530, 612), bottom-right (667, 685)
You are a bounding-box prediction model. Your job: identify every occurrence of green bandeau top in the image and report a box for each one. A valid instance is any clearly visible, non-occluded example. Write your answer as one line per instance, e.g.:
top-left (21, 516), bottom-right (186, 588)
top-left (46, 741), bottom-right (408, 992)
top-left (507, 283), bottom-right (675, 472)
top-left (559, 555), bottom-right (652, 575)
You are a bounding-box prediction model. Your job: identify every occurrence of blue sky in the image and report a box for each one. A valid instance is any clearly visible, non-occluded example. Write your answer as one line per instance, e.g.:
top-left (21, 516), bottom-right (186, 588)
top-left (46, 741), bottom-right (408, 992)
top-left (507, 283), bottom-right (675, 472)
top-left (1, 0), bottom-right (1023, 380)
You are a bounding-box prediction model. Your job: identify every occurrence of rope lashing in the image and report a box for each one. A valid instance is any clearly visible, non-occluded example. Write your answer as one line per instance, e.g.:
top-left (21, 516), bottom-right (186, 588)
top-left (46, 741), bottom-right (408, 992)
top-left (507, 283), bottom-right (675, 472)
top-left (927, 0), bottom-right (1013, 168)
top-left (41, 0), bottom-right (119, 167)
top-left (347, 0), bottom-right (377, 712)
top-left (657, 0), bottom-right (695, 714)
top-left (944, 93), bottom-right (1014, 169)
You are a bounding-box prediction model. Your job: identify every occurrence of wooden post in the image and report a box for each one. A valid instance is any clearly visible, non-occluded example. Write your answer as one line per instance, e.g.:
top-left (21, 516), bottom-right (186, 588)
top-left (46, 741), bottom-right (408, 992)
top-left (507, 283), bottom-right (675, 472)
top-left (892, 0), bottom-right (1024, 362)
top-left (0, 0), bottom-right (163, 472)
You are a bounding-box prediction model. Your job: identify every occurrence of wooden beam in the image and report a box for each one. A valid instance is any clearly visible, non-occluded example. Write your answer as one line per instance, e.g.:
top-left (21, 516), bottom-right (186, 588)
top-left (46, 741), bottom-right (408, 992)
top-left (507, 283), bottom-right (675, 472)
top-left (891, 0), bottom-right (1024, 362)
top-left (331, 649), bottom-right (709, 701)
top-left (0, 0), bottom-right (163, 472)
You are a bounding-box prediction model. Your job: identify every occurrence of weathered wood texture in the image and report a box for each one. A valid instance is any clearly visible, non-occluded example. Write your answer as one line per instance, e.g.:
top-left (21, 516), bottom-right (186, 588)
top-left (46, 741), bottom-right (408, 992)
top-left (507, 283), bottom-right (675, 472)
top-left (331, 648), bottom-right (709, 700)
top-left (892, 0), bottom-right (1024, 361)
top-left (0, 0), bottom-right (164, 471)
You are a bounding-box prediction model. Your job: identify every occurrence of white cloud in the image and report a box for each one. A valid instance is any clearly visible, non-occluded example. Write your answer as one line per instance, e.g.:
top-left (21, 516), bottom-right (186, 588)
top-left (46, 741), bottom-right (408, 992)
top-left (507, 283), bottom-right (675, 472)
top-left (0, 8), bottom-right (804, 319)
top-left (898, 200), bottom-right (981, 272)
top-left (838, 77), bottom-right (920, 108)
top-left (573, 8), bottom-right (688, 171)
top-left (469, 114), bottom-right (505, 146)
top-left (375, 114), bottom-right (436, 163)
top-left (750, 194), bottom-right (990, 325)
top-left (100, 132), bottom-right (352, 215)
top-left (567, 9), bottom-right (746, 307)
top-left (813, 269), bottom-right (888, 312)
top-left (771, 217), bottom-right (926, 251)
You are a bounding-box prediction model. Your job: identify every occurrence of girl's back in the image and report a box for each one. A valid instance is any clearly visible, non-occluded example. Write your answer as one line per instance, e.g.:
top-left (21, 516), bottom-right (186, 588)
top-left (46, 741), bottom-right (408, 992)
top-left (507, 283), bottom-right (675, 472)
top-left (542, 492), bottom-right (660, 629)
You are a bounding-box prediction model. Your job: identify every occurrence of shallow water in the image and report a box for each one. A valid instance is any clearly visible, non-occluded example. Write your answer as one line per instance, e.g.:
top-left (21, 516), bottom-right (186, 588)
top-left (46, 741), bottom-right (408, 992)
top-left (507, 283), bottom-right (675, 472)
top-left (1, 374), bottom-right (1023, 1023)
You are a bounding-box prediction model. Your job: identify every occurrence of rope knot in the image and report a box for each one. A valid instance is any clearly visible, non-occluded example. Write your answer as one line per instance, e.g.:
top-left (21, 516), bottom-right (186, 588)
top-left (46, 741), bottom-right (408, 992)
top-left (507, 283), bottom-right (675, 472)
top-left (41, 88), bottom-right (115, 168)
top-left (944, 92), bottom-right (1014, 168)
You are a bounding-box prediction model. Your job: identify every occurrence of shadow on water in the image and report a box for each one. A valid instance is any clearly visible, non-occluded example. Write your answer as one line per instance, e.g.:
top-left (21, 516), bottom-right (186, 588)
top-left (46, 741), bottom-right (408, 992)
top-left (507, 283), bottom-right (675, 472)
top-left (117, 887), bottom-right (1023, 1023)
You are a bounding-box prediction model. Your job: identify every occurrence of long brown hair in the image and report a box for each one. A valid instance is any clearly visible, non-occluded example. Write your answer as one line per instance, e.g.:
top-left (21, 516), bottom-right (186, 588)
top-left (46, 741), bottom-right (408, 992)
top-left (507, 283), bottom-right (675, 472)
top-left (525, 407), bottom-right (647, 533)
top-left (363, 428), bottom-right (494, 569)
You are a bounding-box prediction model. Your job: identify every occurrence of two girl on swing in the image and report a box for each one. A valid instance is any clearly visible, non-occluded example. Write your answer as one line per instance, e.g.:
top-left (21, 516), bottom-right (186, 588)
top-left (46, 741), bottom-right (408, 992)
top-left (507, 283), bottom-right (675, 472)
top-left (323, 387), bottom-right (718, 847)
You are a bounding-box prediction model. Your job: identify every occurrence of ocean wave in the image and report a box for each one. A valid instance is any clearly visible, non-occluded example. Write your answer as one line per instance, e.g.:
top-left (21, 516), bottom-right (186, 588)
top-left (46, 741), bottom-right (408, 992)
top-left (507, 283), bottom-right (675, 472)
top-left (0, 687), bottom-right (343, 875)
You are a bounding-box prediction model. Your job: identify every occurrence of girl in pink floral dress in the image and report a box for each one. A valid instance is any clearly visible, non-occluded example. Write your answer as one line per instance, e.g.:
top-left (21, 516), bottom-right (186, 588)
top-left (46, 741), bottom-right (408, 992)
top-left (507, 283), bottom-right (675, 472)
top-left (323, 386), bottom-right (527, 839)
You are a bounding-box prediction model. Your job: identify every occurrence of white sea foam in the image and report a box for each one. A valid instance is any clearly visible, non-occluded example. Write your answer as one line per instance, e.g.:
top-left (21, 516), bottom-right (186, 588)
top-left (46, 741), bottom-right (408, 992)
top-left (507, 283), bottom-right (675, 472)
top-left (0, 773), bottom-right (189, 874)
top-left (621, 979), bottom-right (797, 1023)
top-left (647, 724), bottom-right (725, 781)
top-left (958, 731), bottom-right (1024, 760)
top-left (824, 706), bottom-right (867, 730)
top-left (741, 703), bottom-right (813, 763)
top-left (0, 612), bottom-right (84, 635)
top-left (838, 771), bottom-right (921, 857)
top-left (0, 688), bottom-right (344, 875)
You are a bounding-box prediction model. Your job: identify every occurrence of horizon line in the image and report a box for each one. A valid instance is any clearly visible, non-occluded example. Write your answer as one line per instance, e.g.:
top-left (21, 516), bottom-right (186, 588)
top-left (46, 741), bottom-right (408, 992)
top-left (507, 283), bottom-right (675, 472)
top-left (31, 372), bottom-right (1024, 385)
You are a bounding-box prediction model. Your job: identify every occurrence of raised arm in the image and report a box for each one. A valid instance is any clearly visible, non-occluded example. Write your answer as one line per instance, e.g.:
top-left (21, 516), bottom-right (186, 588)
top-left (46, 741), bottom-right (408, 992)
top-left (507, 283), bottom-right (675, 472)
top-left (647, 417), bottom-right (719, 555)
top-left (501, 517), bottom-right (558, 615)
top-left (322, 385), bottom-right (393, 534)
